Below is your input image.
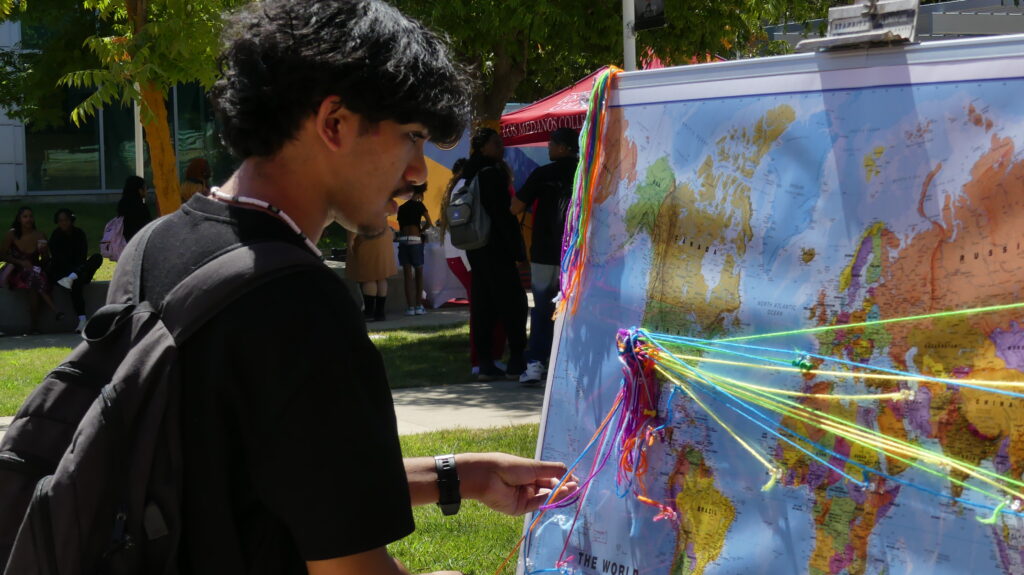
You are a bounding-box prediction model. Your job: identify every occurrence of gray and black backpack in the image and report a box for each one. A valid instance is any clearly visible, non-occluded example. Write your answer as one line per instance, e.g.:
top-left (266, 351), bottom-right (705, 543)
top-left (445, 173), bottom-right (491, 251)
top-left (0, 221), bottom-right (326, 575)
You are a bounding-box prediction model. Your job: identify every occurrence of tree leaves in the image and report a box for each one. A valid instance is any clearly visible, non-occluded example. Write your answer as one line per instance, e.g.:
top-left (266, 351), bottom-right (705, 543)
top-left (0, 0), bottom-right (239, 125)
top-left (389, 0), bottom-right (835, 121)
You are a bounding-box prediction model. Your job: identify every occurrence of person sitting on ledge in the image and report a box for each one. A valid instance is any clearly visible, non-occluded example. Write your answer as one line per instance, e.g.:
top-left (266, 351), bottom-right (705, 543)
top-left (0, 206), bottom-right (62, 332)
top-left (48, 208), bottom-right (103, 333)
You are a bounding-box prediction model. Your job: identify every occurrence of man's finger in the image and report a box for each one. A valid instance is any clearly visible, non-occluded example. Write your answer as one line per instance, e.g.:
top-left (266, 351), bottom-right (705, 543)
top-left (521, 490), bottom-right (555, 514)
top-left (503, 459), bottom-right (568, 484)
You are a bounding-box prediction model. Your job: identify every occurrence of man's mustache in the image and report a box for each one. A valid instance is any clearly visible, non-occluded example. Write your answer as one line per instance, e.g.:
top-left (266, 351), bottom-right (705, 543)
top-left (392, 186), bottom-right (415, 201)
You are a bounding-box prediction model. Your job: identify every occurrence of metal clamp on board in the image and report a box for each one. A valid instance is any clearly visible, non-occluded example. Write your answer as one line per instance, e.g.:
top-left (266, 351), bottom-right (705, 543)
top-left (796, 0), bottom-right (919, 53)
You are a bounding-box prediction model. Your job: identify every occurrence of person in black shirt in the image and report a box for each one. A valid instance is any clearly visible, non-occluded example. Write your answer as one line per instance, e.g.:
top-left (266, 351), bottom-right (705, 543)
top-left (117, 2), bottom-right (577, 574)
top-left (48, 208), bottom-right (102, 332)
top-left (116, 175), bottom-right (152, 242)
top-left (511, 128), bottom-right (580, 385)
top-left (397, 183), bottom-right (431, 315)
top-left (462, 128), bottom-right (529, 381)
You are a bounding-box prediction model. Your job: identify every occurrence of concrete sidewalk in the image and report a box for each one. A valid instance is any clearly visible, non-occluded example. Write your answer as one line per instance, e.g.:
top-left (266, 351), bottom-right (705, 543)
top-left (0, 305), bottom-right (546, 443)
top-left (4, 382), bottom-right (544, 442)
top-left (0, 305), bottom-right (473, 351)
top-left (392, 381), bottom-right (544, 435)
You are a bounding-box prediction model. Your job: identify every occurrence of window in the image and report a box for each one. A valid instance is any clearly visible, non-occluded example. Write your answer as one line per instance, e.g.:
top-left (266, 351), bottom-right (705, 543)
top-left (25, 88), bottom-right (100, 191)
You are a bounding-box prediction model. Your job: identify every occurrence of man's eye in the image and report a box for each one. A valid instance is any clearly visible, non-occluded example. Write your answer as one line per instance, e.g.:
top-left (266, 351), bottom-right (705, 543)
top-left (408, 132), bottom-right (427, 143)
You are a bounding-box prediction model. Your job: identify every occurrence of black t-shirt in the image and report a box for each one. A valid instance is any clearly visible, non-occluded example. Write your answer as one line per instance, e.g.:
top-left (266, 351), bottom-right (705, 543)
top-left (137, 194), bottom-right (414, 574)
top-left (47, 227), bottom-right (88, 279)
top-left (516, 157), bottom-right (577, 265)
top-left (396, 200), bottom-right (427, 229)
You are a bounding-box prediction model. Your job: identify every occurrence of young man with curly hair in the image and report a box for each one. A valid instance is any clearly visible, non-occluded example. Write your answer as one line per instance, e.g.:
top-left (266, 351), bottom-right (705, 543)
top-left (125, 1), bottom-right (576, 573)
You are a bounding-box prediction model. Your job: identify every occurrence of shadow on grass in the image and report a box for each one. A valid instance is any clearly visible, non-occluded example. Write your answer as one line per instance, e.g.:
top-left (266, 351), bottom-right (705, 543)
top-left (375, 324), bottom-right (475, 389)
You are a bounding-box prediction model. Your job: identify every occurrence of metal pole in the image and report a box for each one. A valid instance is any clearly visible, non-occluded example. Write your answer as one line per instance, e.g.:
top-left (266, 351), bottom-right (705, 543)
top-left (98, 108), bottom-right (106, 190)
top-left (172, 84), bottom-right (180, 172)
top-left (622, 0), bottom-right (637, 71)
top-left (133, 98), bottom-right (144, 178)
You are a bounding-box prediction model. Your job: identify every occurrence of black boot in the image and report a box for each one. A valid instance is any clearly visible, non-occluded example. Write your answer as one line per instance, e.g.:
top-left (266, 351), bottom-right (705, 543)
top-left (373, 295), bottom-right (387, 321)
top-left (363, 294), bottom-right (376, 321)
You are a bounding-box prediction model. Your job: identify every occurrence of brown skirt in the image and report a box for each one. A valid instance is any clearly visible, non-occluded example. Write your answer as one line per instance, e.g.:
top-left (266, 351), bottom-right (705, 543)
top-left (346, 231), bottom-right (398, 282)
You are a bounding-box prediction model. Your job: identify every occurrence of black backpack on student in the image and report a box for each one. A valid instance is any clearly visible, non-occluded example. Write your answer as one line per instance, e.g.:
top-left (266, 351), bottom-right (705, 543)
top-left (445, 173), bottom-right (491, 251)
top-left (0, 221), bottom-right (326, 575)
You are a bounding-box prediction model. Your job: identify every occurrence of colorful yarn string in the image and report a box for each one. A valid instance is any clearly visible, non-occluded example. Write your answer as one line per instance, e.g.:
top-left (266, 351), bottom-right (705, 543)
top-left (649, 345), bottom-right (1024, 505)
top-left (515, 313), bottom-right (1024, 575)
top-left (716, 301), bottom-right (1024, 343)
top-left (503, 329), bottom-right (670, 575)
top-left (556, 66), bottom-right (621, 318)
top-left (654, 356), bottom-right (1023, 519)
top-left (632, 299), bottom-right (1024, 519)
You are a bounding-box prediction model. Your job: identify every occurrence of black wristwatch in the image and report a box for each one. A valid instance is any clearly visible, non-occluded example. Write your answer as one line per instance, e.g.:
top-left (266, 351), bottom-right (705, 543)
top-left (434, 454), bottom-right (461, 516)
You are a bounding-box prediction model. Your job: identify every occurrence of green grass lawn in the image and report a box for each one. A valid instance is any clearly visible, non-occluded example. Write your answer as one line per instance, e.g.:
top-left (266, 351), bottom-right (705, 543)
top-left (0, 323), bottom-right (471, 416)
top-left (0, 347), bottom-right (72, 416)
top-left (374, 324), bottom-right (472, 389)
top-left (393, 424), bottom-right (537, 575)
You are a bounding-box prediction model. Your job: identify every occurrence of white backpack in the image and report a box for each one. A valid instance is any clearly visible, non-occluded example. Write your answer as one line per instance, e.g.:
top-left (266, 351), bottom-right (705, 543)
top-left (99, 216), bottom-right (127, 261)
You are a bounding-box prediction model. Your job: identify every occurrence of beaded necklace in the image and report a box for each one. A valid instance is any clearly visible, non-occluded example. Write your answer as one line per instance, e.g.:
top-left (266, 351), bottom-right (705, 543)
top-left (209, 187), bottom-right (322, 257)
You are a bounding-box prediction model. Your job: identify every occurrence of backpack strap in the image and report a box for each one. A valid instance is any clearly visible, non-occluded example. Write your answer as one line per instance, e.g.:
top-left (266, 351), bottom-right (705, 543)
top-left (106, 217), bottom-right (165, 305)
top-left (127, 219), bottom-right (163, 304)
top-left (158, 242), bottom-right (330, 342)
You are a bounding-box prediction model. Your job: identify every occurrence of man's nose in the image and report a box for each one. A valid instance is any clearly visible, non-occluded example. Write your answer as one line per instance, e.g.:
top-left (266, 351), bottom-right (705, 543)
top-left (405, 149), bottom-right (427, 185)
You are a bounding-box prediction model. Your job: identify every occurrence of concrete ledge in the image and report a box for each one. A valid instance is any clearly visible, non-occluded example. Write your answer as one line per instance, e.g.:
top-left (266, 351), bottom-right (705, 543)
top-left (0, 281), bottom-right (109, 335)
top-left (0, 264), bottom-right (414, 334)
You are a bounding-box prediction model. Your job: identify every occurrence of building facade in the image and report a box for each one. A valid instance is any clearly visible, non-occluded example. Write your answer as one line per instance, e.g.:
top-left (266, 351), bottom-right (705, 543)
top-left (0, 21), bottom-right (234, 199)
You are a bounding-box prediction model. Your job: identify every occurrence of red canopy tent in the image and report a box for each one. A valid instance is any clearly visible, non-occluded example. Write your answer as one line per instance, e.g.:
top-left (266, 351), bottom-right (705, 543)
top-left (500, 67), bottom-right (608, 147)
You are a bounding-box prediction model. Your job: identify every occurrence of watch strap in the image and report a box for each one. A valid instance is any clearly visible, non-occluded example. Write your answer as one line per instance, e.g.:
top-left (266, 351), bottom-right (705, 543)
top-left (434, 454), bottom-right (461, 516)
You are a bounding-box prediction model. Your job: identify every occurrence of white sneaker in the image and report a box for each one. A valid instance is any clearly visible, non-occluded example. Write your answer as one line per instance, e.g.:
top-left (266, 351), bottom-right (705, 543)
top-left (519, 361), bottom-right (546, 386)
top-left (415, 305), bottom-right (426, 315)
top-left (405, 307), bottom-right (416, 316)
top-left (75, 317), bottom-right (87, 333)
top-left (57, 276), bottom-right (74, 290)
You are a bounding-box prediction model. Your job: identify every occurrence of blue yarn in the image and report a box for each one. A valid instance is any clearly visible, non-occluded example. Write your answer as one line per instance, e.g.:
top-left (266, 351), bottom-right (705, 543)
top-left (644, 334), bottom-right (1024, 519)
top-left (656, 358), bottom-right (867, 487)
top-left (646, 330), bottom-right (1024, 400)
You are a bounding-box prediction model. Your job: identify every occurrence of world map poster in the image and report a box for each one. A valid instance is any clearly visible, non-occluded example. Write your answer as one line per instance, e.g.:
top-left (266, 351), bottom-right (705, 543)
top-left (524, 38), bottom-right (1024, 575)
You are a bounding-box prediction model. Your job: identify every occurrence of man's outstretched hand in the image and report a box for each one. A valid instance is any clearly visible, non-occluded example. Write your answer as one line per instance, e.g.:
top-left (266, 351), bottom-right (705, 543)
top-left (457, 453), bottom-right (579, 516)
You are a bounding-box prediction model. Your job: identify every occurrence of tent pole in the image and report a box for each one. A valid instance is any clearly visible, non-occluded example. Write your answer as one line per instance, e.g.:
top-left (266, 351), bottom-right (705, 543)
top-left (622, 0), bottom-right (637, 71)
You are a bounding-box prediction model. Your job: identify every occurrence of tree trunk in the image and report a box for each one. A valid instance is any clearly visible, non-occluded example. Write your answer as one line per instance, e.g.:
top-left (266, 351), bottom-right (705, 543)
top-left (139, 83), bottom-right (180, 215)
top-left (124, 0), bottom-right (178, 215)
top-left (476, 40), bottom-right (528, 125)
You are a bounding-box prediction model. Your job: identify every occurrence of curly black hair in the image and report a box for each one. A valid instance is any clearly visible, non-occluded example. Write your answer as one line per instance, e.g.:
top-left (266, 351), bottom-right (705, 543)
top-left (211, 0), bottom-right (473, 159)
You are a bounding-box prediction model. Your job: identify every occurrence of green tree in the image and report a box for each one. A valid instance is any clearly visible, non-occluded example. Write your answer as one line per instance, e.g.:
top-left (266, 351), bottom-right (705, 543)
top-left (0, 0), bottom-right (244, 214)
top-left (0, 6), bottom-right (102, 129)
top-left (390, 0), bottom-right (834, 123)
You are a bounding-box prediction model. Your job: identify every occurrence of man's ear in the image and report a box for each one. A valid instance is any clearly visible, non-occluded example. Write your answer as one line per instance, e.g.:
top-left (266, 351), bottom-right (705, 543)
top-left (315, 96), bottom-right (358, 152)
